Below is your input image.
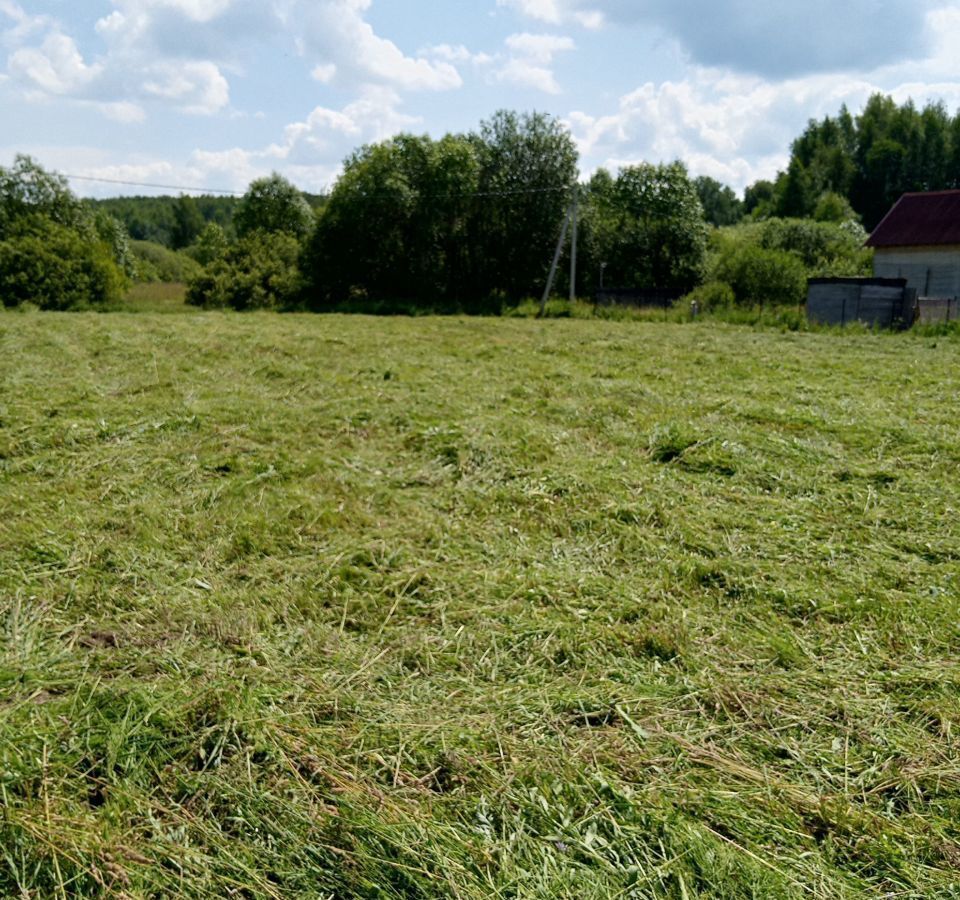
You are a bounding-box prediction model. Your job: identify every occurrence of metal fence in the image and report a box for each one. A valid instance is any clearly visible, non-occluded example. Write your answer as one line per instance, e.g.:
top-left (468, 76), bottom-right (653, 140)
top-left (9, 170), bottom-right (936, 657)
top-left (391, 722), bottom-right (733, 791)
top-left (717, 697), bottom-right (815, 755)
top-left (917, 296), bottom-right (959, 325)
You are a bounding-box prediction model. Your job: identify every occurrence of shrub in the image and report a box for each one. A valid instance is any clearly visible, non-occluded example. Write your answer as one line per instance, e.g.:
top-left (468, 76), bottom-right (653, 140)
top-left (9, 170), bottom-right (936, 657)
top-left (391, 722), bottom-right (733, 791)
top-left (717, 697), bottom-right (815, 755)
top-left (0, 156), bottom-right (127, 309)
top-left (186, 231), bottom-right (301, 310)
top-left (93, 211), bottom-right (136, 279)
top-left (757, 217), bottom-right (871, 275)
top-left (187, 223), bottom-right (229, 266)
top-left (0, 217), bottom-right (125, 309)
top-left (131, 241), bottom-right (202, 283)
top-left (713, 244), bottom-right (807, 307)
top-left (681, 280), bottom-right (735, 311)
top-left (709, 217), bottom-right (872, 282)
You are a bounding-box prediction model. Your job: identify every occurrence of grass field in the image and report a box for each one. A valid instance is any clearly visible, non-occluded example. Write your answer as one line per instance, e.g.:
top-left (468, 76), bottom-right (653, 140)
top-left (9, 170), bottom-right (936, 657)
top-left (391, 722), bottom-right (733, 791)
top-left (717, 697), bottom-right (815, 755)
top-left (2, 309), bottom-right (960, 898)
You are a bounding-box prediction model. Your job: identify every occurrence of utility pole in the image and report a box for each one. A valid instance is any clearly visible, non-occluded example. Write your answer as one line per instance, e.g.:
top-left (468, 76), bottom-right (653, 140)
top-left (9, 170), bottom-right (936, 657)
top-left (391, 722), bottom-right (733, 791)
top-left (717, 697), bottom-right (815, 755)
top-left (539, 200), bottom-right (574, 317)
top-left (569, 186), bottom-right (579, 303)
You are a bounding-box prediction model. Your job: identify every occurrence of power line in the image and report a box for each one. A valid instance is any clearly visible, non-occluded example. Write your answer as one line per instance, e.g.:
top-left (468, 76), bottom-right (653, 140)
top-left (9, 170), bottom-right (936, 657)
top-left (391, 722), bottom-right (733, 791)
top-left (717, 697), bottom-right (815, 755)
top-left (64, 173), bottom-right (245, 196)
top-left (62, 170), bottom-right (576, 202)
top-left (343, 184), bottom-right (574, 201)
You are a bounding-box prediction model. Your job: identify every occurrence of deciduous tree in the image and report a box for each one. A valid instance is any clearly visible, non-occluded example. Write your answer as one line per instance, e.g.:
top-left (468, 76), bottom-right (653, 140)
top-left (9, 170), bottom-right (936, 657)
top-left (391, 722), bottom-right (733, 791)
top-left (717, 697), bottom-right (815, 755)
top-left (233, 174), bottom-right (314, 240)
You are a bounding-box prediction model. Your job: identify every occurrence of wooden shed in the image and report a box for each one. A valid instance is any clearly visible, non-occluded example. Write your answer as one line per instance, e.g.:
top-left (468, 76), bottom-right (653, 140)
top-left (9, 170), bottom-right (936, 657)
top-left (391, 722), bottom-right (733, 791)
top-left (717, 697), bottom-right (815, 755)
top-left (867, 190), bottom-right (960, 297)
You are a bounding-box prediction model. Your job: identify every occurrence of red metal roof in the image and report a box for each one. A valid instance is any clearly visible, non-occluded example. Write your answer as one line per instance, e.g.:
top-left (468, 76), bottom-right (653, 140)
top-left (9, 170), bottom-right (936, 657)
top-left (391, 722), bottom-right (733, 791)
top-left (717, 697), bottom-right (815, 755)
top-left (867, 190), bottom-right (960, 248)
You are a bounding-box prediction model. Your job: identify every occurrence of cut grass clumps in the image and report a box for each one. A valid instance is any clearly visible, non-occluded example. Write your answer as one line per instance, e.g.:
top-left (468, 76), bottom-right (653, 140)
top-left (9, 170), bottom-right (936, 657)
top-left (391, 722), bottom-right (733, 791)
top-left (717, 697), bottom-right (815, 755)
top-left (647, 424), bottom-right (737, 476)
top-left (2, 313), bottom-right (960, 896)
top-left (647, 422), bottom-right (699, 463)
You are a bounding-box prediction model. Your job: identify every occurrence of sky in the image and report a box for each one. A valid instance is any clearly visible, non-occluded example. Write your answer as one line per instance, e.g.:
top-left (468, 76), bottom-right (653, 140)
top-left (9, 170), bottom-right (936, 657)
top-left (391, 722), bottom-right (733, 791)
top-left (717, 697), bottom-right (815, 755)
top-left (2, 0), bottom-right (960, 198)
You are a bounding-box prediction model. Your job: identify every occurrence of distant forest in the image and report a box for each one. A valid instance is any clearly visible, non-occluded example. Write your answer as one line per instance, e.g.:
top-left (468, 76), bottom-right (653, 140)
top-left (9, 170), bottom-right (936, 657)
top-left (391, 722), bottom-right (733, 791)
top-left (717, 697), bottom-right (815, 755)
top-left (92, 192), bottom-right (327, 248)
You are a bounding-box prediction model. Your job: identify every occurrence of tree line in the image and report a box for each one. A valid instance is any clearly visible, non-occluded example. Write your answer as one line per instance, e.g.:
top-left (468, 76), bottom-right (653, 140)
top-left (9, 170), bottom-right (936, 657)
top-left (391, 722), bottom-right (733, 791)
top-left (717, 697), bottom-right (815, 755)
top-left (3, 94), bottom-right (957, 313)
top-left (741, 93), bottom-right (960, 230)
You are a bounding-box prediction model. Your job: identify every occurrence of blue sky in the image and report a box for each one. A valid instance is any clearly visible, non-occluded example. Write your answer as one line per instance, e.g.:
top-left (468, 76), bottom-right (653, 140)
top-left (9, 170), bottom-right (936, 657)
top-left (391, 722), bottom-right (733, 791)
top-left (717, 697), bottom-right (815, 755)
top-left (2, 0), bottom-right (960, 197)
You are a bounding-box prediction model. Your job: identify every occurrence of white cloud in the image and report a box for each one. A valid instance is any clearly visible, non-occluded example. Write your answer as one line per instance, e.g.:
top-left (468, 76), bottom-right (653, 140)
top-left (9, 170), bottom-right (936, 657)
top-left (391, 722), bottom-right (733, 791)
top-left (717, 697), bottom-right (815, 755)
top-left (142, 60), bottom-right (230, 114)
top-left (497, 0), bottom-right (604, 29)
top-left (504, 0), bottom-right (938, 77)
top-left (100, 100), bottom-right (146, 123)
top-left (8, 32), bottom-right (102, 94)
top-left (493, 32), bottom-right (574, 94)
top-left (172, 86), bottom-right (423, 194)
top-left (311, 62), bottom-right (336, 84)
top-left (567, 17), bottom-right (960, 195)
top-left (292, 0), bottom-right (462, 91)
top-left (423, 44), bottom-right (494, 66)
top-left (504, 33), bottom-right (574, 63)
top-left (142, 0), bottom-right (235, 24)
top-left (498, 0), bottom-right (563, 25)
top-left (4, 0), bottom-right (464, 126)
top-left (0, 0), bottom-right (53, 48)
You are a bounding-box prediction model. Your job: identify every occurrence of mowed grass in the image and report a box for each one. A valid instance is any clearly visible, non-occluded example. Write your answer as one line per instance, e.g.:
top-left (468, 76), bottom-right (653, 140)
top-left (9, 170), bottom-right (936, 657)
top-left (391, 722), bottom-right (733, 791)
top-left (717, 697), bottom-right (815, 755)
top-left (1, 311), bottom-right (959, 899)
top-left (113, 282), bottom-right (193, 314)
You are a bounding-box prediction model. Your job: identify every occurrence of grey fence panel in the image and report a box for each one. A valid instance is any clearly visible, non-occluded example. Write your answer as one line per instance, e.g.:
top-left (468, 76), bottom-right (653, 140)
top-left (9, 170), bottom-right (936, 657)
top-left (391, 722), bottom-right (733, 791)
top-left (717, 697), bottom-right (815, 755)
top-left (806, 278), bottom-right (911, 329)
top-left (860, 285), bottom-right (906, 328)
top-left (807, 283), bottom-right (859, 326)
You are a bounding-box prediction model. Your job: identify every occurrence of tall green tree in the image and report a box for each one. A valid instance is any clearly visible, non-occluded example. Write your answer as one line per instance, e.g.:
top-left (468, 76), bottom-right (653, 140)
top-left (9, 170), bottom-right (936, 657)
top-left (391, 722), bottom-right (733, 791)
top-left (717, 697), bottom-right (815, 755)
top-left (304, 133), bottom-right (481, 311)
top-left (471, 110), bottom-right (579, 301)
top-left (170, 195), bottom-right (205, 250)
top-left (189, 222), bottom-right (229, 266)
top-left (774, 94), bottom-right (960, 228)
top-left (304, 112), bottom-right (578, 311)
top-left (743, 180), bottom-right (776, 219)
top-left (694, 176), bottom-right (743, 226)
top-left (745, 94), bottom-right (960, 229)
top-left (0, 154), bottom-right (86, 236)
top-left (233, 173), bottom-right (314, 240)
top-left (580, 161), bottom-right (707, 295)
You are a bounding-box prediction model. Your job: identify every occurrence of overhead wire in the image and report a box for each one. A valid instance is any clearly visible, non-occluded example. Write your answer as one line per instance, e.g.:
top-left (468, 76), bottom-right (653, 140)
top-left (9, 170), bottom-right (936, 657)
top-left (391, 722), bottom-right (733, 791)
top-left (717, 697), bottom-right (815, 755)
top-left (63, 173), bottom-right (245, 196)
top-left (61, 171), bottom-right (578, 202)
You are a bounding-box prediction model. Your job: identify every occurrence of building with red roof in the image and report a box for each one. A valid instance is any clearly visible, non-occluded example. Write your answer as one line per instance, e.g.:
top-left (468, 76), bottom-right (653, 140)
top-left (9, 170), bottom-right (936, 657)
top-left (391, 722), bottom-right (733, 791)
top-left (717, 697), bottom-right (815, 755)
top-left (867, 190), bottom-right (960, 297)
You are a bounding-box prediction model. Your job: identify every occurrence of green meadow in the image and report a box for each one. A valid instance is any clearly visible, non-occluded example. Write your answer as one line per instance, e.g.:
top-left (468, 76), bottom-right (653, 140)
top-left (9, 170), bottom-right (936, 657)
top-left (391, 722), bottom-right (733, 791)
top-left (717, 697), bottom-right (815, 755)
top-left (1, 308), bottom-right (959, 898)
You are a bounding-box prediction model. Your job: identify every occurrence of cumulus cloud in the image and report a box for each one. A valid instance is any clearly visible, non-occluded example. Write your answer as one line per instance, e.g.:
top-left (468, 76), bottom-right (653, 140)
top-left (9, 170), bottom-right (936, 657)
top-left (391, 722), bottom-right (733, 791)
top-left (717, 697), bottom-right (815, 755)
top-left (493, 32), bottom-right (575, 94)
top-left (4, 0), bottom-right (239, 118)
top-left (280, 87), bottom-right (420, 162)
top-left (142, 61), bottom-right (230, 115)
top-left (423, 44), bottom-right (494, 66)
top-left (290, 0), bottom-right (461, 91)
top-left (157, 86), bottom-right (422, 194)
top-left (3, 0), bottom-right (463, 125)
top-left (566, 36), bottom-right (960, 193)
top-left (421, 31), bottom-right (574, 95)
top-left (9, 32), bottom-right (102, 95)
top-left (504, 0), bottom-right (938, 77)
top-left (497, 0), bottom-right (604, 29)
top-left (1, 1), bottom-right (53, 50)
